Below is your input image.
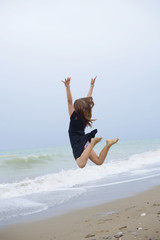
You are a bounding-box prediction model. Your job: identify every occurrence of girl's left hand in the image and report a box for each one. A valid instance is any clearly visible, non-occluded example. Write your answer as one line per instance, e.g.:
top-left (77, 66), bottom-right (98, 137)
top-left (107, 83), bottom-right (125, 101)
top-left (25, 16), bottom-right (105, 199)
top-left (91, 76), bottom-right (97, 85)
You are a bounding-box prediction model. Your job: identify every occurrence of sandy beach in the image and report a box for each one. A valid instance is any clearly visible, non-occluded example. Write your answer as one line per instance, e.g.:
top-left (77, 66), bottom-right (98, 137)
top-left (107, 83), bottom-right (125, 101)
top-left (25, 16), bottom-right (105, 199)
top-left (0, 186), bottom-right (160, 240)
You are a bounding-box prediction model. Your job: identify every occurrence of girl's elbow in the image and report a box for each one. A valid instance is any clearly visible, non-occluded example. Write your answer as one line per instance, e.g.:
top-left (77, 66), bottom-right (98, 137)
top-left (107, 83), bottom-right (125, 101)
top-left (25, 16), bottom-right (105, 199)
top-left (67, 100), bottom-right (72, 104)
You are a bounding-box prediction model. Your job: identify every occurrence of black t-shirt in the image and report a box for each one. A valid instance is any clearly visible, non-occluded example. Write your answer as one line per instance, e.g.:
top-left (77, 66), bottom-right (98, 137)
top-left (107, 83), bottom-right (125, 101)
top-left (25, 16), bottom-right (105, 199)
top-left (68, 111), bottom-right (97, 159)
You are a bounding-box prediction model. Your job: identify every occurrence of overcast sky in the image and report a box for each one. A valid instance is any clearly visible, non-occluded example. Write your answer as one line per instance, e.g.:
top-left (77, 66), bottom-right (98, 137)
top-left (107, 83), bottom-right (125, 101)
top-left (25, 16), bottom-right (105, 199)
top-left (0, 0), bottom-right (160, 150)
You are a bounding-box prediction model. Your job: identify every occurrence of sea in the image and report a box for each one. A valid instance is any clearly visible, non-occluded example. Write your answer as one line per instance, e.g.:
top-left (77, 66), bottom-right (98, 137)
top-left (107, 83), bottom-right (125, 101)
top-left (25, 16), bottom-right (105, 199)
top-left (0, 138), bottom-right (160, 226)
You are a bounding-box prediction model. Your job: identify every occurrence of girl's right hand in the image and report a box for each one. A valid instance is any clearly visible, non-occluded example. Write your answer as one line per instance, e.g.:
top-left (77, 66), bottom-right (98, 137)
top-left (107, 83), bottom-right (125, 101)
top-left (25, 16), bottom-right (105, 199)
top-left (62, 77), bottom-right (71, 87)
top-left (91, 76), bottom-right (97, 86)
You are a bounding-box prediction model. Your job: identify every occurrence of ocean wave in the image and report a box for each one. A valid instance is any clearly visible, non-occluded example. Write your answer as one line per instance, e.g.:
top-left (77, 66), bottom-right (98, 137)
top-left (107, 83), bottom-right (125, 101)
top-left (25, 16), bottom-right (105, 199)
top-left (0, 153), bottom-right (71, 169)
top-left (0, 148), bottom-right (160, 200)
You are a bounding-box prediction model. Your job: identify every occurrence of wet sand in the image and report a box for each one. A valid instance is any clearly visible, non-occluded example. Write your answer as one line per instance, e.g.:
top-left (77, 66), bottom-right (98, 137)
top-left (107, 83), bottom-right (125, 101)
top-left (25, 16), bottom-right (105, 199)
top-left (0, 186), bottom-right (160, 240)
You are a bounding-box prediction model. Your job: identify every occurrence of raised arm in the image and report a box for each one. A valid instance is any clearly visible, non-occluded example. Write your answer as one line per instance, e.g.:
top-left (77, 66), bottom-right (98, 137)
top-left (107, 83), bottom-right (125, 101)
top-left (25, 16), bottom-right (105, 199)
top-left (62, 77), bottom-right (74, 117)
top-left (87, 76), bottom-right (97, 97)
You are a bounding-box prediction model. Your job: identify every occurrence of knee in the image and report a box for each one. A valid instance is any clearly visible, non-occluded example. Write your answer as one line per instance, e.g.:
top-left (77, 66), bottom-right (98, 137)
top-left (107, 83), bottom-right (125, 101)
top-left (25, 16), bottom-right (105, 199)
top-left (79, 164), bottom-right (85, 168)
top-left (96, 161), bottom-right (103, 166)
top-left (76, 159), bottom-right (86, 168)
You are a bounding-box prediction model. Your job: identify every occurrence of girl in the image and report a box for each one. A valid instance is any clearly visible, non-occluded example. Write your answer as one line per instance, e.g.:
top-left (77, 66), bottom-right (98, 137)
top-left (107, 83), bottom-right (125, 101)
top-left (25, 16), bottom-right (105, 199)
top-left (62, 76), bottom-right (119, 168)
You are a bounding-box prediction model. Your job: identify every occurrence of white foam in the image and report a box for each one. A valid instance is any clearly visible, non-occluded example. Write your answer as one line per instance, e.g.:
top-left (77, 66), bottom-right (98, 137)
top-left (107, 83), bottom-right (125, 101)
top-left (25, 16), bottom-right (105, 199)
top-left (81, 173), bottom-right (160, 189)
top-left (0, 149), bottom-right (160, 199)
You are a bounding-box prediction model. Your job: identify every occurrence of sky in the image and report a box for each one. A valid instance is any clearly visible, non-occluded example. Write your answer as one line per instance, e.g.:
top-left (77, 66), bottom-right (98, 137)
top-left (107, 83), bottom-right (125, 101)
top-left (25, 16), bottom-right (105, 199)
top-left (0, 0), bottom-right (160, 150)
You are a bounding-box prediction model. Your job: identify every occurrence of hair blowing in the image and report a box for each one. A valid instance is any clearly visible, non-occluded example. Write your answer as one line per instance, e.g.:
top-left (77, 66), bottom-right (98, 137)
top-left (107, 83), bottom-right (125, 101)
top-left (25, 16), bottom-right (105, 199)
top-left (74, 97), bottom-right (95, 128)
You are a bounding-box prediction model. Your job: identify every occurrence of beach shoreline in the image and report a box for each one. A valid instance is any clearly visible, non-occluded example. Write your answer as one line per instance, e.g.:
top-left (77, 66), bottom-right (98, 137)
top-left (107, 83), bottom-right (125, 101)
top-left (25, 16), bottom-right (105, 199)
top-left (0, 185), bottom-right (160, 240)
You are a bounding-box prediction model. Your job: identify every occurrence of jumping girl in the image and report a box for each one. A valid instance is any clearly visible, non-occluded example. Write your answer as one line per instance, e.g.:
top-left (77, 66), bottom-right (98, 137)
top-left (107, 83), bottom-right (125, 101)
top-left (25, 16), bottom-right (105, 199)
top-left (62, 76), bottom-right (119, 168)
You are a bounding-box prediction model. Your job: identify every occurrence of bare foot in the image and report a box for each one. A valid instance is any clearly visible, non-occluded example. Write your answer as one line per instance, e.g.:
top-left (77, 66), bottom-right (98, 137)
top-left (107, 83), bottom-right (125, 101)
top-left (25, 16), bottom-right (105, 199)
top-left (106, 138), bottom-right (119, 147)
top-left (91, 137), bottom-right (102, 146)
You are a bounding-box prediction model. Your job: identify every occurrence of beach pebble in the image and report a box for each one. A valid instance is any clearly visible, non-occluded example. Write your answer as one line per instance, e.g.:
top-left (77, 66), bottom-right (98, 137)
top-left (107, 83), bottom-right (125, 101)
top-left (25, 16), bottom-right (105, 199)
top-left (119, 226), bottom-right (127, 230)
top-left (157, 211), bottom-right (160, 215)
top-left (114, 232), bottom-right (123, 238)
top-left (140, 213), bottom-right (146, 217)
top-left (137, 227), bottom-right (143, 230)
top-left (103, 237), bottom-right (112, 239)
top-left (85, 234), bottom-right (95, 238)
top-left (130, 232), bottom-right (138, 237)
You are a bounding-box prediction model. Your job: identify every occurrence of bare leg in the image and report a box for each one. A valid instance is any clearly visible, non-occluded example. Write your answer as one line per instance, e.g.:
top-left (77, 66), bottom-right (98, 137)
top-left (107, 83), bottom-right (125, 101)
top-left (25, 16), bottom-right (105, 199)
top-left (76, 138), bottom-right (102, 168)
top-left (89, 138), bottom-right (119, 165)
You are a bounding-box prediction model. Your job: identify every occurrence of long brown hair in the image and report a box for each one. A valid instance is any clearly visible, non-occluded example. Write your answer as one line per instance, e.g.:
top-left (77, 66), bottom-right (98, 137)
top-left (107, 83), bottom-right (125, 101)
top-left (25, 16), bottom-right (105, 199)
top-left (74, 97), bottom-right (95, 128)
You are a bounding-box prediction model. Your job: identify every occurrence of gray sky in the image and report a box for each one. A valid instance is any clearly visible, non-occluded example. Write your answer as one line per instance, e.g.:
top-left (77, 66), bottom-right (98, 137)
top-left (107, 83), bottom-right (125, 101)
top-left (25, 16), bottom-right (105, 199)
top-left (0, 0), bottom-right (160, 150)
